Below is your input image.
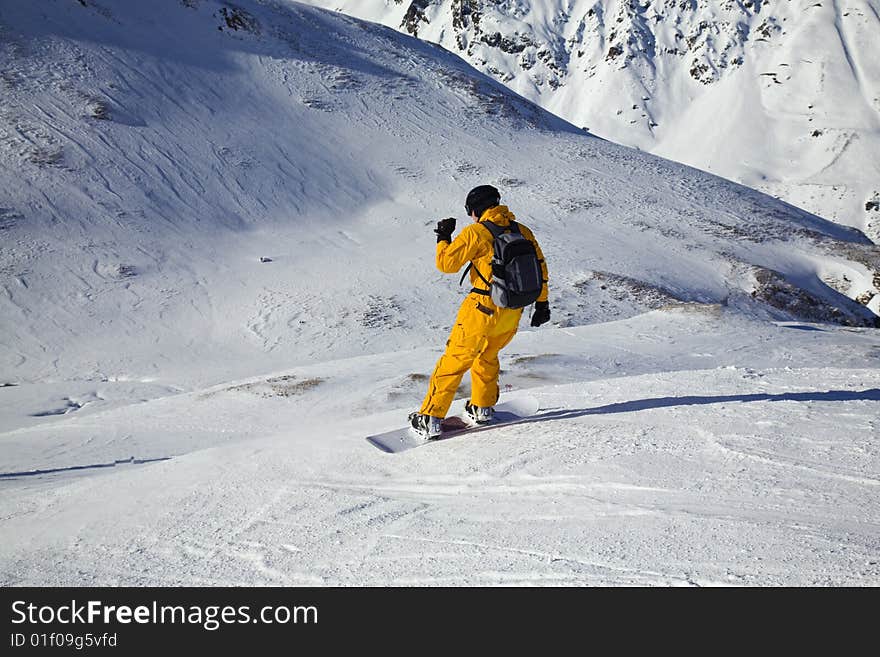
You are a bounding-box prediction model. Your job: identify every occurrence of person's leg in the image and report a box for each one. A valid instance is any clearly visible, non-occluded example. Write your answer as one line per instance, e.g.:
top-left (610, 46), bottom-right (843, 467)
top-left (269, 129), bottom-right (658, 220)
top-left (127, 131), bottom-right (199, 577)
top-left (419, 348), bottom-right (476, 418)
top-left (419, 299), bottom-right (494, 418)
top-left (469, 328), bottom-right (517, 408)
top-left (469, 307), bottom-right (522, 408)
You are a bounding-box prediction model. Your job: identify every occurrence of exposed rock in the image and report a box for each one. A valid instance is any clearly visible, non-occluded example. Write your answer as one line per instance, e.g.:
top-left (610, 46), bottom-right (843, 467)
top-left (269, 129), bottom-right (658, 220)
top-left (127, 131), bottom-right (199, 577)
top-left (401, 0), bottom-right (432, 37)
top-left (218, 6), bottom-right (259, 34)
top-left (751, 267), bottom-right (880, 328)
top-left (606, 45), bottom-right (624, 61)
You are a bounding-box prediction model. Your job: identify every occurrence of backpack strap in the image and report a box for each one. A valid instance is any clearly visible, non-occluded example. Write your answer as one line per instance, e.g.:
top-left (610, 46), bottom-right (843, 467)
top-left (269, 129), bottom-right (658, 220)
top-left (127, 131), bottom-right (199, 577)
top-left (484, 220), bottom-right (521, 235)
top-left (471, 268), bottom-right (492, 293)
top-left (458, 263), bottom-right (472, 287)
top-left (480, 220), bottom-right (520, 238)
top-left (459, 261), bottom-right (492, 293)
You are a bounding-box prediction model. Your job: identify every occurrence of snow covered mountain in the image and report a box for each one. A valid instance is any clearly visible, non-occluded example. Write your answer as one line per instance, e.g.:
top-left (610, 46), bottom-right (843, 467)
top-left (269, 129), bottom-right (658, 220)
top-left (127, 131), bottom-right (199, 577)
top-left (1, 0), bottom-right (877, 390)
top-left (0, 0), bottom-right (878, 585)
top-left (299, 0), bottom-right (880, 240)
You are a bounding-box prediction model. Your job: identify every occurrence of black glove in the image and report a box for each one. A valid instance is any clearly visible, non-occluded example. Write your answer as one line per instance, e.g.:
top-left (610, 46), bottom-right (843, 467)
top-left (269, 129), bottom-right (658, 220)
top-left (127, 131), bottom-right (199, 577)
top-left (434, 217), bottom-right (456, 243)
top-left (530, 301), bottom-right (550, 327)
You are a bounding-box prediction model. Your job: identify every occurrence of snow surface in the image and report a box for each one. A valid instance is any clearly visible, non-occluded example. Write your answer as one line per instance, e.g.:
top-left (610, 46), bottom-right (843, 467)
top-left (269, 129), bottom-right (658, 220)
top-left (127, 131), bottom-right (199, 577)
top-left (299, 0), bottom-right (880, 239)
top-left (0, 0), bottom-right (878, 585)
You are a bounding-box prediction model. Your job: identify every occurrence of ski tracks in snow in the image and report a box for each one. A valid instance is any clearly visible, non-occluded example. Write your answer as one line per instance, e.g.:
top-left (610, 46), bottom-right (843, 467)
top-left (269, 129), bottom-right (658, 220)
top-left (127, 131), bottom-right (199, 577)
top-left (1, 364), bottom-right (878, 586)
top-left (156, 366), bottom-right (880, 585)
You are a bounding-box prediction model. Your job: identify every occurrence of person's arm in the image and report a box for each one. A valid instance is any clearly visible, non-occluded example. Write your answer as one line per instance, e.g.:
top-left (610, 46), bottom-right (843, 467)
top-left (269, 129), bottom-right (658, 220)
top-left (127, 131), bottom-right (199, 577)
top-left (436, 224), bottom-right (481, 274)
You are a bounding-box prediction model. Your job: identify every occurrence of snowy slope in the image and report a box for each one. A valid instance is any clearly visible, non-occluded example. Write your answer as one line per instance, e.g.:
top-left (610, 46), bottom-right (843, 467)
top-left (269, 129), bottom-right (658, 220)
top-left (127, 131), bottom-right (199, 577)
top-left (1, 0), bottom-right (876, 392)
top-left (299, 0), bottom-right (880, 239)
top-left (0, 0), bottom-right (878, 586)
top-left (2, 312), bottom-right (879, 585)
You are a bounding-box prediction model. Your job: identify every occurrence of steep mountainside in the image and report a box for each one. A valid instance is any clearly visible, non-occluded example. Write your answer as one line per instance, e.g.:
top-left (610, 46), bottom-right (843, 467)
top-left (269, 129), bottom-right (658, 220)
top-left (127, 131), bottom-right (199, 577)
top-left (300, 0), bottom-right (880, 239)
top-left (0, 0), bottom-right (878, 394)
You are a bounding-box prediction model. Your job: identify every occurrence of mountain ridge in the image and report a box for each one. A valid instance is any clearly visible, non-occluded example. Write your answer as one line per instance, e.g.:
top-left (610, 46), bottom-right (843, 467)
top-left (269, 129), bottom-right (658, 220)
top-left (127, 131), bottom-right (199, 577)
top-left (1, 0), bottom-right (878, 393)
top-left (300, 0), bottom-right (880, 239)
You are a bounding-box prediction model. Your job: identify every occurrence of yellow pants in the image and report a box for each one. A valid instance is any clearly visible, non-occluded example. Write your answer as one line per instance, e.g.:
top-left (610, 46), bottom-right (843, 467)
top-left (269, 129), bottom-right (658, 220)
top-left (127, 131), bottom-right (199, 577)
top-left (419, 294), bottom-right (523, 418)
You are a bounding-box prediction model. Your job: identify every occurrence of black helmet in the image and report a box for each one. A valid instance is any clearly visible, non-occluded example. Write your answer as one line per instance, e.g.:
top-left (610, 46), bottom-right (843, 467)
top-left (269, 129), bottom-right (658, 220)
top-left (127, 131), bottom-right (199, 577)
top-left (465, 185), bottom-right (500, 219)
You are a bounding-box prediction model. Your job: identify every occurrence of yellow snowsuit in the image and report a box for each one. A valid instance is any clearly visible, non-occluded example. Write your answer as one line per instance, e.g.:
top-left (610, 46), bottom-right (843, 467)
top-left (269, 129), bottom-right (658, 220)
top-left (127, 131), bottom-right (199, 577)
top-left (419, 205), bottom-right (549, 418)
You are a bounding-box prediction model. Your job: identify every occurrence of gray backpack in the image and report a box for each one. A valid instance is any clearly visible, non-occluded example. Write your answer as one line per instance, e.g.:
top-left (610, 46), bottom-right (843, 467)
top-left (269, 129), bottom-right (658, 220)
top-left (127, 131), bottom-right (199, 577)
top-left (462, 221), bottom-right (544, 309)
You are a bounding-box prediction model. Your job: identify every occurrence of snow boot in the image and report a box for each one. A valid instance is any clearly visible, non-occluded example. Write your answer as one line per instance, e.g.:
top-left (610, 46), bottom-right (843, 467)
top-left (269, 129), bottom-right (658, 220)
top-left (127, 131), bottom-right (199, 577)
top-left (465, 400), bottom-right (494, 424)
top-left (409, 412), bottom-right (442, 439)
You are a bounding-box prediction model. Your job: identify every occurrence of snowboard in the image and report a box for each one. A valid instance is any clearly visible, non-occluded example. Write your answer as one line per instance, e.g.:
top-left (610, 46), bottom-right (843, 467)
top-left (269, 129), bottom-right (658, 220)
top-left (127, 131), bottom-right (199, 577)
top-left (366, 396), bottom-right (540, 454)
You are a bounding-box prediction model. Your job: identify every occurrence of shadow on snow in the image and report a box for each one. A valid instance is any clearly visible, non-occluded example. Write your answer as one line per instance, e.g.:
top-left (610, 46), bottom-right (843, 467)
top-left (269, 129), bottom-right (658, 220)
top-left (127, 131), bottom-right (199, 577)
top-left (0, 457), bottom-right (172, 480)
top-left (530, 388), bottom-right (880, 423)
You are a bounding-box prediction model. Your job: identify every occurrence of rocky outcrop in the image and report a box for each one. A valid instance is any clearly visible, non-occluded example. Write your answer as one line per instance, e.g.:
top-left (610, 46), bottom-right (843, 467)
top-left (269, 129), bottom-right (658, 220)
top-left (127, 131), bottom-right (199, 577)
top-left (751, 267), bottom-right (880, 328)
top-left (372, 1), bottom-right (880, 238)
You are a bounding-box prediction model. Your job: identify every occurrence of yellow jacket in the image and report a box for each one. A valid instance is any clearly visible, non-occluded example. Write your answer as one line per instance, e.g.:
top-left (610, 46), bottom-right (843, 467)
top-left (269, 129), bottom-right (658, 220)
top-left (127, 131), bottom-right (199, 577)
top-left (435, 205), bottom-right (549, 304)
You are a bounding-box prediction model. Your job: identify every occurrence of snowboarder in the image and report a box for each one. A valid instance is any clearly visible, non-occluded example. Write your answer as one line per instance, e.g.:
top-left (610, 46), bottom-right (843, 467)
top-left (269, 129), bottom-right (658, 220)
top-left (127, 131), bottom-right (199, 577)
top-left (409, 185), bottom-right (550, 438)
